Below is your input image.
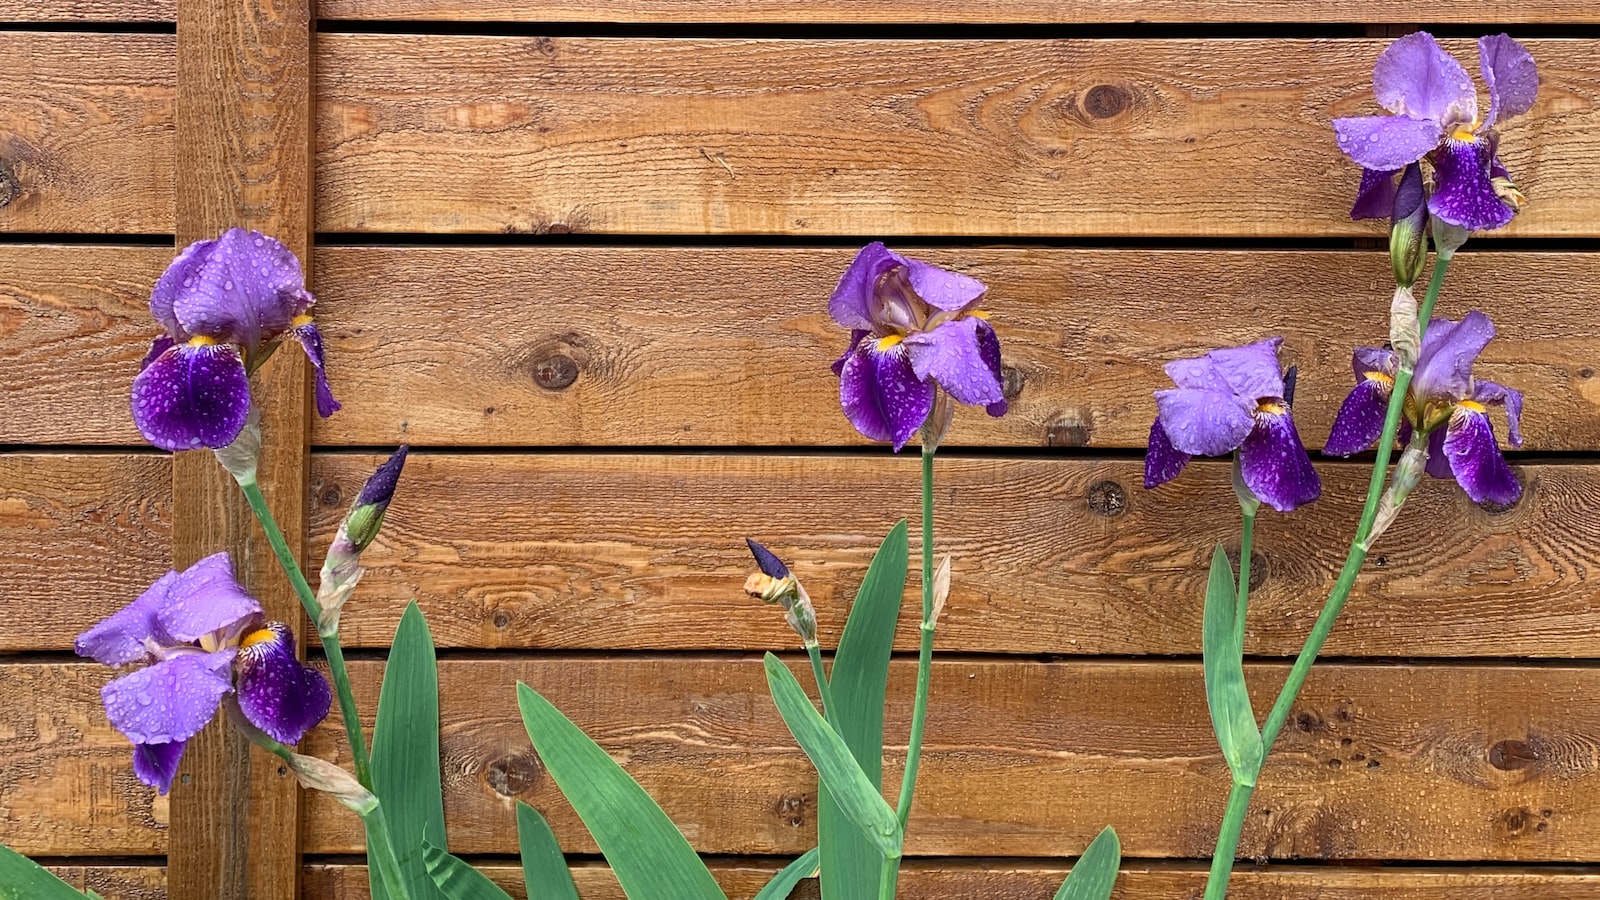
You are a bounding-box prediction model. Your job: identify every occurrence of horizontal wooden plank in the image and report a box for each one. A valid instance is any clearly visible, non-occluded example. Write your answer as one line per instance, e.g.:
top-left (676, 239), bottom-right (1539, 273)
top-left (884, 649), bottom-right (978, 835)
top-left (0, 34), bottom-right (174, 234)
top-left (45, 865), bottom-right (165, 899)
top-left (315, 37), bottom-right (1599, 236)
top-left (310, 247), bottom-right (1600, 449)
top-left (0, 0), bottom-right (172, 20)
top-left (312, 453), bottom-right (1600, 657)
top-left (303, 861), bottom-right (1600, 899)
top-left (294, 657), bottom-right (1600, 861)
top-left (317, 0), bottom-right (1600, 23)
top-left (0, 454), bottom-right (171, 651)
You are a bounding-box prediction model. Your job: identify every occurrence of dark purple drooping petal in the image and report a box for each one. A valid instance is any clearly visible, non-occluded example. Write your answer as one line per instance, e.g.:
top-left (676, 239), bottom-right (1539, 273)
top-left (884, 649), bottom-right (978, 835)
top-left (130, 343), bottom-right (252, 451)
top-left (1238, 411), bottom-right (1322, 512)
top-left (141, 335), bottom-right (177, 372)
top-left (745, 538), bottom-right (791, 579)
top-left (828, 243), bottom-right (903, 331)
top-left (839, 346), bottom-right (936, 452)
top-left (974, 319), bottom-right (1008, 417)
top-left (1479, 34), bottom-right (1540, 130)
top-left (832, 330), bottom-right (868, 376)
top-left (1474, 380), bottom-right (1524, 446)
top-left (132, 740), bottom-right (187, 795)
top-left (156, 553), bottom-right (261, 644)
top-left (1429, 140), bottom-right (1514, 231)
top-left (1413, 310), bottom-right (1495, 402)
top-left (1442, 408), bottom-right (1521, 504)
top-left (1351, 168), bottom-right (1400, 220)
top-left (291, 322), bottom-right (341, 418)
top-left (102, 650), bottom-right (236, 745)
top-left (1324, 378), bottom-right (1392, 457)
top-left (905, 317), bottom-right (1004, 407)
top-left (1333, 114), bottom-right (1447, 171)
top-left (1153, 388), bottom-right (1255, 457)
top-left (75, 571), bottom-right (180, 666)
top-left (1425, 427), bottom-right (1452, 480)
top-left (235, 623), bottom-right (333, 744)
top-left (1143, 418), bottom-right (1191, 489)
top-left (902, 258), bottom-right (986, 312)
top-left (1202, 338), bottom-right (1285, 403)
top-left (167, 229), bottom-right (313, 355)
top-left (1371, 32), bottom-right (1477, 124)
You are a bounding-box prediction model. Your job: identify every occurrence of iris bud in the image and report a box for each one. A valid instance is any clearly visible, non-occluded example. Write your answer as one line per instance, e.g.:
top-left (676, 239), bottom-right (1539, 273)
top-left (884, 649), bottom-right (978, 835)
top-left (1389, 163), bottom-right (1429, 288)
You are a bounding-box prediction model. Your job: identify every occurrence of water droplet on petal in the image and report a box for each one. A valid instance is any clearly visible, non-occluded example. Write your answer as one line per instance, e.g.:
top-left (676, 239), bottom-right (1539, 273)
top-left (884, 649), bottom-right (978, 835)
top-left (1368, 133), bottom-right (1380, 142)
top-left (136, 691), bottom-right (152, 704)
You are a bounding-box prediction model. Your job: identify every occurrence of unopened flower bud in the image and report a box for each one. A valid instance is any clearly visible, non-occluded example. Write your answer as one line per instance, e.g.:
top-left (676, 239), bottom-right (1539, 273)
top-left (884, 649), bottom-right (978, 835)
top-left (286, 752), bottom-right (378, 814)
top-left (1388, 286), bottom-right (1421, 370)
top-left (318, 445), bottom-right (408, 634)
top-left (1362, 442), bottom-right (1428, 551)
top-left (744, 539), bottom-right (818, 646)
top-left (1389, 163), bottom-right (1429, 288)
top-left (214, 407), bottom-right (262, 484)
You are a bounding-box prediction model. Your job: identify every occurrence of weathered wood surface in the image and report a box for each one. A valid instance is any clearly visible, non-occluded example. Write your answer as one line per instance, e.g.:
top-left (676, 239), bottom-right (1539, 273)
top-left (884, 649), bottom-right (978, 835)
top-left (309, 247), bottom-right (1599, 449)
top-left (45, 865), bottom-right (166, 899)
top-left (10, 658), bottom-right (1600, 861)
top-left (0, 0), bottom-right (172, 19)
top-left (303, 861), bottom-right (1600, 899)
top-left (318, 0), bottom-right (1600, 23)
top-left (0, 33), bottom-right (174, 235)
top-left (316, 37), bottom-right (1599, 237)
top-left (310, 453), bottom-right (1600, 657)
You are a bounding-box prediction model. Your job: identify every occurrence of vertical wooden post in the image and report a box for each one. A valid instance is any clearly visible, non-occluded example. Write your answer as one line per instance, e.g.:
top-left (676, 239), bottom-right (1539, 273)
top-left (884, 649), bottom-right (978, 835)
top-left (168, 1), bottom-right (313, 899)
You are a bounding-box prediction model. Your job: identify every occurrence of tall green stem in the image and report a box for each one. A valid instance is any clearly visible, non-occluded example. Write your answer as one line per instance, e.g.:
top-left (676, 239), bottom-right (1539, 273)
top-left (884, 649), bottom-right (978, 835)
top-left (240, 479), bottom-right (373, 788)
top-left (1202, 255), bottom-right (1452, 899)
top-left (1234, 509), bottom-right (1256, 648)
top-left (806, 642), bottom-right (839, 726)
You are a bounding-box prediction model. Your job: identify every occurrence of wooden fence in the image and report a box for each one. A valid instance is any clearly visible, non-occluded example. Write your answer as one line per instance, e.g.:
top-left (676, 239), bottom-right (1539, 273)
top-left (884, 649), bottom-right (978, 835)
top-left (2, 2), bottom-right (1599, 898)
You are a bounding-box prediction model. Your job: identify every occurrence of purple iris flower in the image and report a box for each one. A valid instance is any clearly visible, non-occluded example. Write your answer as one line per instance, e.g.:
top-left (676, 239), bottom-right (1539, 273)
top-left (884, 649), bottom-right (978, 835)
top-left (1144, 338), bottom-right (1321, 512)
top-left (131, 229), bottom-right (341, 452)
top-left (75, 553), bottom-right (331, 794)
top-left (1324, 311), bottom-right (1523, 505)
top-left (829, 243), bottom-right (1007, 451)
top-left (1335, 33), bottom-right (1538, 231)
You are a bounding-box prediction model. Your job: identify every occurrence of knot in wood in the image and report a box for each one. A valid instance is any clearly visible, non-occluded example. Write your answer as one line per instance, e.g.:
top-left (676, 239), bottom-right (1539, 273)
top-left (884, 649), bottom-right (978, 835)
top-left (1488, 739), bottom-right (1539, 772)
top-left (1086, 480), bottom-right (1126, 517)
top-left (0, 166), bottom-right (15, 209)
top-left (533, 354), bottom-right (580, 390)
top-left (1000, 365), bottom-right (1025, 401)
top-left (1046, 414), bottom-right (1092, 447)
top-left (486, 752), bottom-right (542, 797)
top-left (1083, 83), bottom-right (1131, 119)
top-left (319, 484), bottom-right (343, 507)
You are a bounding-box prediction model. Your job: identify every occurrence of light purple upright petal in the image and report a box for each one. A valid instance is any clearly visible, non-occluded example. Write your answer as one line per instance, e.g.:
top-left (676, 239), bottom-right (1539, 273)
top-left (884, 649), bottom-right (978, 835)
top-left (1154, 388), bottom-right (1255, 457)
top-left (1443, 408), bottom-right (1521, 504)
top-left (1429, 139), bottom-right (1515, 231)
top-left (1351, 168), bottom-right (1400, 220)
top-left (1413, 310), bottom-right (1495, 402)
top-left (291, 323), bottom-right (341, 418)
top-left (839, 346), bottom-right (936, 451)
top-left (903, 258), bottom-right (986, 311)
top-left (131, 740), bottom-right (187, 795)
top-left (1144, 418), bottom-right (1191, 489)
top-left (157, 553), bottom-right (262, 644)
top-left (828, 243), bottom-right (904, 331)
top-left (1324, 378), bottom-right (1392, 456)
top-left (1205, 338), bottom-right (1285, 402)
top-left (150, 238), bottom-right (214, 340)
top-left (75, 571), bottom-right (179, 666)
top-left (1333, 115), bottom-right (1445, 171)
top-left (1239, 412), bottom-right (1322, 512)
top-left (1474, 380), bottom-right (1524, 447)
top-left (1480, 34), bottom-right (1539, 129)
top-left (1352, 346), bottom-right (1399, 380)
top-left (1163, 355), bottom-right (1230, 393)
top-left (974, 318), bottom-right (1008, 417)
top-left (102, 650), bottom-right (236, 745)
top-left (1425, 427), bottom-right (1452, 479)
top-left (905, 318), bottom-right (1004, 406)
top-left (169, 229), bottom-right (309, 354)
top-left (1371, 32), bottom-right (1476, 124)
top-left (235, 623), bottom-right (332, 744)
top-left (130, 343), bottom-right (252, 451)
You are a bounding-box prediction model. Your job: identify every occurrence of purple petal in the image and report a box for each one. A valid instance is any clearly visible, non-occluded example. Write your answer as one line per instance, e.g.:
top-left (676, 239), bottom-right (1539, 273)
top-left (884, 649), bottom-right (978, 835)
top-left (1425, 427), bottom-right (1453, 479)
top-left (157, 553), bottom-right (262, 645)
top-left (167, 229), bottom-right (311, 354)
top-left (1352, 346), bottom-right (1398, 380)
top-left (102, 650), bottom-right (235, 745)
top-left (75, 571), bottom-right (179, 666)
top-left (1480, 34), bottom-right (1539, 130)
top-left (1474, 380), bottom-right (1524, 447)
top-left (831, 330), bottom-right (868, 377)
top-left (1324, 378), bottom-right (1392, 457)
top-left (839, 346), bottom-right (936, 451)
top-left (1443, 408), bottom-right (1521, 504)
top-left (1239, 411), bottom-right (1322, 512)
top-left (1205, 338), bottom-right (1285, 402)
top-left (140, 335), bottom-right (176, 372)
top-left (150, 238), bottom-right (212, 340)
top-left (1413, 311), bottom-right (1495, 403)
top-left (746, 538), bottom-right (791, 579)
top-left (905, 317), bottom-right (1004, 407)
top-left (828, 243), bottom-right (904, 331)
top-left (1163, 355), bottom-right (1230, 393)
top-left (1333, 115), bottom-right (1445, 171)
top-left (131, 740), bottom-right (187, 795)
top-left (235, 623), bottom-right (332, 744)
top-left (903, 258), bottom-right (986, 312)
top-left (130, 343), bottom-right (252, 451)
top-left (1154, 388), bottom-right (1255, 457)
top-left (1429, 139), bottom-right (1514, 231)
top-left (292, 322), bottom-right (341, 418)
top-left (1144, 418), bottom-right (1191, 489)
top-left (1351, 168), bottom-right (1400, 220)
top-left (975, 318), bottom-right (1008, 417)
top-left (1371, 32), bottom-right (1476, 125)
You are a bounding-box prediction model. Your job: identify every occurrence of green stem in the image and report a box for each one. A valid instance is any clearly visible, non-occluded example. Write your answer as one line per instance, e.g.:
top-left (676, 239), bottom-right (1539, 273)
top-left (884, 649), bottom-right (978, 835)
top-left (240, 478), bottom-right (374, 788)
top-left (362, 803), bottom-right (414, 900)
top-left (1234, 509), bottom-right (1256, 649)
top-left (1202, 254), bottom-right (1452, 900)
top-left (894, 449), bottom-right (937, 833)
top-left (806, 642), bottom-right (839, 726)
top-left (877, 854), bottom-right (901, 900)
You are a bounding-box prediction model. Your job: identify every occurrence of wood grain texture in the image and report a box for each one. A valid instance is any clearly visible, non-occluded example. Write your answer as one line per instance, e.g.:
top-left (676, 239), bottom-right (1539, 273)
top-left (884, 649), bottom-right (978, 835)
top-left (0, 0), bottom-right (173, 19)
top-left (45, 865), bottom-right (166, 899)
top-left (311, 453), bottom-right (1600, 658)
top-left (294, 657), bottom-right (1600, 861)
top-left (315, 37), bottom-right (1599, 237)
top-left (0, 454), bottom-right (171, 651)
top-left (0, 33), bottom-right (174, 235)
top-left (168, 0), bottom-right (314, 898)
top-left (317, 0), bottom-right (1600, 23)
top-left (310, 247), bottom-right (1600, 449)
top-left (0, 246), bottom-right (171, 444)
top-left (305, 861), bottom-right (1600, 899)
